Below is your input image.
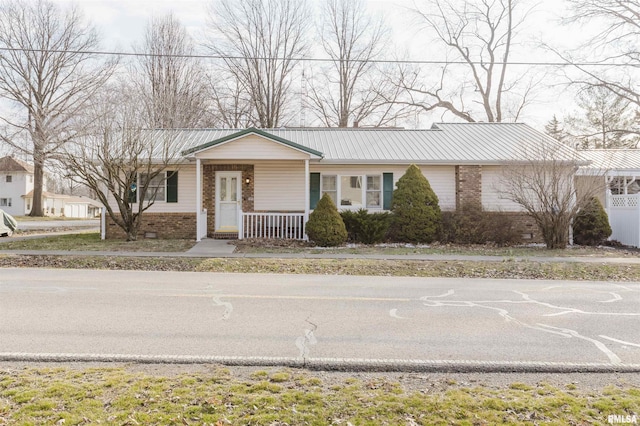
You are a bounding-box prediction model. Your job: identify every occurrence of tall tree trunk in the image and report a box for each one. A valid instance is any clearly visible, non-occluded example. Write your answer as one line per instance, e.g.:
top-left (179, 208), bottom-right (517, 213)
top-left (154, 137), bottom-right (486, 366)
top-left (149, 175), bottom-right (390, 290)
top-left (30, 150), bottom-right (45, 216)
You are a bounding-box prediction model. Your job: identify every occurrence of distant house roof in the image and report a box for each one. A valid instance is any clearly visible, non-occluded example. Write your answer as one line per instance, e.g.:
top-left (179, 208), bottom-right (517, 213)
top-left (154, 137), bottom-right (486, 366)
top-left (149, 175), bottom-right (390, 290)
top-left (578, 149), bottom-right (640, 172)
top-left (161, 122), bottom-right (581, 164)
top-left (0, 156), bottom-right (34, 173)
top-left (22, 190), bottom-right (103, 207)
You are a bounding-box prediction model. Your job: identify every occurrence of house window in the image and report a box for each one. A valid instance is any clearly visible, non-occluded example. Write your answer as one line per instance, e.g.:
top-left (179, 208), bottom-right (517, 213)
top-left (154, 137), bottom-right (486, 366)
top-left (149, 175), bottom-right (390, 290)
top-left (340, 176), bottom-right (363, 206)
top-left (140, 173), bottom-right (166, 202)
top-left (0, 198), bottom-right (10, 207)
top-left (320, 174), bottom-right (383, 209)
top-left (6, 175), bottom-right (12, 183)
top-left (366, 175), bottom-right (382, 208)
top-left (321, 175), bottom-right (337, 205)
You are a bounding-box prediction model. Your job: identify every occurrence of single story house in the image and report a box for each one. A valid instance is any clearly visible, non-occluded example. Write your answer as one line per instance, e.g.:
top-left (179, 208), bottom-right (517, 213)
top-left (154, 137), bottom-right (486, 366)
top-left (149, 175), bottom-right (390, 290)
top-left (577, 149), bottom-right (640, 248)
top-left (103, 123), bottom-right (582, 241)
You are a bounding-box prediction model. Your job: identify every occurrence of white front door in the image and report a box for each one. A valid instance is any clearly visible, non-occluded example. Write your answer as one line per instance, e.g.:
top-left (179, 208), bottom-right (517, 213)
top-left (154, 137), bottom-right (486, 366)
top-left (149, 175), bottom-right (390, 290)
top-left (215, 172), bottom-right (241, 232)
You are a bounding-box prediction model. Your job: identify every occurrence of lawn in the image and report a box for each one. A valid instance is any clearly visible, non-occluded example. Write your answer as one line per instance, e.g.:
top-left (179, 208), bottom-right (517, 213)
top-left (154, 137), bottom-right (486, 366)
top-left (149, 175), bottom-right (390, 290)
top-left (1, 232), bottom-right (638, 258)
top-left (0, 232), bottom-right (196, 252)
top-left (0, 366), bottom-right (637, 425)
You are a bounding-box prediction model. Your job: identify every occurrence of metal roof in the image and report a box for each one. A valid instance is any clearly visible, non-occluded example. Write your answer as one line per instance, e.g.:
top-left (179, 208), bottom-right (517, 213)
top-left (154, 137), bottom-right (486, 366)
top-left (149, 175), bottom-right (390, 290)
top-left (578, 149), bottom-right (640, 171)
top-left (151, 123), bottom-right (582, 164)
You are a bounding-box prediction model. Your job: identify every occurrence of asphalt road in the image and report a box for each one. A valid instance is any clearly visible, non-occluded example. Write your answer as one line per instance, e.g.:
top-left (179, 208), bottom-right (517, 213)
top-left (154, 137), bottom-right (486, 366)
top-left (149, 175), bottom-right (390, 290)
top-left (0, 268), bottom-right (639, 367)
top-left (15, 219), bottom-right (99, 230)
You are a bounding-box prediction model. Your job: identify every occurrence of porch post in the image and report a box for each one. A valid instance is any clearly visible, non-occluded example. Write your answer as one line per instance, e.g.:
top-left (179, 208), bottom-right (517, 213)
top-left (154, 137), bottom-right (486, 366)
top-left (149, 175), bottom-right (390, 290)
top-left (304, 158), bottom-right (310, 240)
top-left (196, 157), bottom-right (202, 242)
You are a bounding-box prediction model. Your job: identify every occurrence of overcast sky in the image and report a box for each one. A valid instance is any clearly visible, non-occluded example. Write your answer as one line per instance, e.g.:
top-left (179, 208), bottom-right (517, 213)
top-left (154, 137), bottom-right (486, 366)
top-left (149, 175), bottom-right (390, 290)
top-left (49, 0), bottom-right (598, 129)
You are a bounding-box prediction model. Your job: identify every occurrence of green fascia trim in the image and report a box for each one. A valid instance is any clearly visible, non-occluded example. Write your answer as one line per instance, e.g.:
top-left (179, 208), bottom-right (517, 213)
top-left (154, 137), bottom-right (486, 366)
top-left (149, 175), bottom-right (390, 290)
top-left (181, 127), bottom-right (324, 158)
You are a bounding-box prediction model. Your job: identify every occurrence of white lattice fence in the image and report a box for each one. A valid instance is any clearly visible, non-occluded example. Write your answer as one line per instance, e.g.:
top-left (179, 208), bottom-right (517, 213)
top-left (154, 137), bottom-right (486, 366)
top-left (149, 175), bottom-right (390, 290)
top-left (609, 194), bottom-right (640, 248)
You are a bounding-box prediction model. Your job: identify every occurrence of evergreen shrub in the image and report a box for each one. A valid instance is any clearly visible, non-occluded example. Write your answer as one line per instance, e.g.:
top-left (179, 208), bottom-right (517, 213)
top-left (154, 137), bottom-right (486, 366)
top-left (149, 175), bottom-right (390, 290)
top-left (340, 209), bottom-right (391, 244)
top-left (390, 164), bottom-right (441, 243)
top-left (573, 197), bottom-right (612, 246)
top-left (306, 193), bottom-right (347, 246)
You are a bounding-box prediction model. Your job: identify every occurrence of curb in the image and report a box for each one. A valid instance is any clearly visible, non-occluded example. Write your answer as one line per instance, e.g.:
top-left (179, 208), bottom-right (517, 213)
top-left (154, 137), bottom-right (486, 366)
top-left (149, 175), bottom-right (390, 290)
top-left (1, 353), bottom-right (640, 373)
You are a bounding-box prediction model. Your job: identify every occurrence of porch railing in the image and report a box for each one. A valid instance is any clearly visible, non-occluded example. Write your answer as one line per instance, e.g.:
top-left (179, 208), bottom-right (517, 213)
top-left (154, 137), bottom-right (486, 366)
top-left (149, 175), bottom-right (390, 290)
top-left (239, 211), bottom-right (306, 240)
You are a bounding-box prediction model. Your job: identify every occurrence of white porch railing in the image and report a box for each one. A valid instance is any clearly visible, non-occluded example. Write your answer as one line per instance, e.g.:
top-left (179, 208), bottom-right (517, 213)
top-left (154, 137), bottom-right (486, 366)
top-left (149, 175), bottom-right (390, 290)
top-left (608, 194), bottom-right (640, 248)
top-left (197, 209), bottom-right (208, 240)
top-left (239, 211), bottom-right (306, 240)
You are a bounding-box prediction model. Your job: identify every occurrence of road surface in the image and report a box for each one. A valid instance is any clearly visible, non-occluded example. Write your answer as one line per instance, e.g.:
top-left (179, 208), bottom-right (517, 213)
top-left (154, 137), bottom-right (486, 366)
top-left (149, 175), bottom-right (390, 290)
top-left (0, 268), bottom-right (639, 368)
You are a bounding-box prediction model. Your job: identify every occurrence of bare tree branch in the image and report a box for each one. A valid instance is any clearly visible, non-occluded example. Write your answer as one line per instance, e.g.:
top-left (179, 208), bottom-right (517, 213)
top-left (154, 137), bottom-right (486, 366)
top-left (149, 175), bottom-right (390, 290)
top-left (0, 0), bottom-right (116, 216)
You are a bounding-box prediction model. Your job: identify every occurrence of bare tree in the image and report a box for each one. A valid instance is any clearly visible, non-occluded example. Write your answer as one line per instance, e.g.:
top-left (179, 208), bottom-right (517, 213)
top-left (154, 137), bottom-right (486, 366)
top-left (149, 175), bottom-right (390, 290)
top-left (500, 143), bottom-right (603, 249)
top-left (400, 0), bottom-right (536, 122)
top-left (307, 0), bottom-right (409, 127)
top-left (133, 12), bottom-right (211, 129)
top-left (205, 0), bottom-right (310, 128)
top-left (211, 74), bottom-right (257, 128)
top-left (0, 0), bottom-right (115, 216)
top-left (61, 86), bottom-right (182, 241)
top-left (561, 0), bottom-right (640, 135)
top-left (565, 86), bottom-right (639, 149)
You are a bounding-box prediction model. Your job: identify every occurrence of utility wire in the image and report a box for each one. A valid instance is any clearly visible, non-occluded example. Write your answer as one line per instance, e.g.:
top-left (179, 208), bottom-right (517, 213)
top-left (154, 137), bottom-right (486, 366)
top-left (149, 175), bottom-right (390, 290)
top-left (0, 46), bottom-right (631, 67)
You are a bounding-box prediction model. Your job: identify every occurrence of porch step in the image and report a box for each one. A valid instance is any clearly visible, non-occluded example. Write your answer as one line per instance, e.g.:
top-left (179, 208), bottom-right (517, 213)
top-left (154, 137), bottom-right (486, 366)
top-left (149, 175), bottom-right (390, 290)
top-left (211, 232), bottom-right (239, 240)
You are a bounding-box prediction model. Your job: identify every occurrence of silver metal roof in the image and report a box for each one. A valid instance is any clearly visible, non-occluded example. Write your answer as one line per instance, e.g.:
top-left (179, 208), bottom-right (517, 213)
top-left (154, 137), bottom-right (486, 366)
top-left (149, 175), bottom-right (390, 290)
top-left (151, 123), bottom-right (582, 164)
top-left (578, 149), bottom-right (640, 172)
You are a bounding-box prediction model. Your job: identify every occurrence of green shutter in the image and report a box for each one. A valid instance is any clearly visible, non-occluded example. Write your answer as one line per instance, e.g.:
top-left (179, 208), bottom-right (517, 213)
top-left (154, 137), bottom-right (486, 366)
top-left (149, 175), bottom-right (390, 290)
top-left (167, 171), bottom-right (178, 203)
top-left (128, 173), bottom-right (137, 204)
top-left (310, 172), bottom-right (320, 209)
top-left (383, 173), bottom-right (393, 210)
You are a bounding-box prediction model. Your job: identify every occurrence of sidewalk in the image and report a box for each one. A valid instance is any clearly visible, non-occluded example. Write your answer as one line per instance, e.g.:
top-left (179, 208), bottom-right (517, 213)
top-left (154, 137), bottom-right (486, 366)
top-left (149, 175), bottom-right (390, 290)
top-left (1, 242), bottom-right (639, 264)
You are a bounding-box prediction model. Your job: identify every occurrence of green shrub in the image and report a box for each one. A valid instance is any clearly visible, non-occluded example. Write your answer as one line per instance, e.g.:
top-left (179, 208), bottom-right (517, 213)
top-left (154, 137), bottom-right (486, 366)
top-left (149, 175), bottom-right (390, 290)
top-left (390, 164), bottom-right (442, 244)
top-left (306, 193), bottom-right (348, 246)
top-left (573, 197), bottom-right (612, 246)
top-left (340, 209), bottom-right (392, 244)
top-left (440, 203), bottom-right (520, 246)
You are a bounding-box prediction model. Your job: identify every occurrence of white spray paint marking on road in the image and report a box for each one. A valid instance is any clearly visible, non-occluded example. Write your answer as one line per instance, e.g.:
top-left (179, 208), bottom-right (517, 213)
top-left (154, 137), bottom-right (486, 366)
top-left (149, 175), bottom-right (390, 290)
top-left (389, 309), bottom-right (408, 319)
top-left (599, 292), bottom-right (623, 303)
top-left (295, 318), bottom-right (318, 358)
top-left (206, 285), bottom-right (233, 320)
top-left (599, 335), bottom-right (640, 348)
top-left (537, 324), bottom-right (622, 364)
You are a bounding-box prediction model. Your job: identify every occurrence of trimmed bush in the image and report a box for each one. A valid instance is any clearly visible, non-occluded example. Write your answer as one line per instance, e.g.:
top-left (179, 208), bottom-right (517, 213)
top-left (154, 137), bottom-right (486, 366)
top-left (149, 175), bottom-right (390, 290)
top-left (573, 197), bottom-right (612, 246)
top-left (341, 209), bottom-right (392, 244)
top-left (440, 203), bottom-right (520, 246)
top-left (305, 193), bottom-right (348, 246)
top-left (390, 164), bottom-right (442, 244)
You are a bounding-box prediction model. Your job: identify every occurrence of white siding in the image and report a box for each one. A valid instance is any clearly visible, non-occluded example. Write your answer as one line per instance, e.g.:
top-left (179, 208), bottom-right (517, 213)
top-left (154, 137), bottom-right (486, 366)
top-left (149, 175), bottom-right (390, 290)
top-left (310, 164), bottom-right (456, 211)
top-left (254, 161), bottom-right (305, 211)
top-left (196, 135), bottom-right (310, 160)
top-left (481, 166), bottom-right (523, 212)
top-left (105, 165), bottom-right (196, 213)
top-left (0, 171), bottom-right (30, 216)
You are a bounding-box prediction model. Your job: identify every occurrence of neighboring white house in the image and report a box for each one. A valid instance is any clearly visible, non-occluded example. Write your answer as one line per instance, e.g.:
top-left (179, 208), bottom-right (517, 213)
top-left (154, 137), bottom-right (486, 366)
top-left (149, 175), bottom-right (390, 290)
top-left (578, 149), bottom-right (640, 248)
top-left (0, 155), bottom-right (101, 218)
top-left (102, 123), bottom-right (582, 241)
top-left (0, 156), bottom-right (34, 216)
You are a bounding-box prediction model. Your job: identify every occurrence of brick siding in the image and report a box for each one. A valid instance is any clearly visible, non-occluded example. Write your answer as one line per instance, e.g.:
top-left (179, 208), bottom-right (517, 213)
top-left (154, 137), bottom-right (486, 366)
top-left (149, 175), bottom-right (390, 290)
top-left (105, 212), bottom-right (196, 239)
top-left (455, 165), bottom-right (482, 210)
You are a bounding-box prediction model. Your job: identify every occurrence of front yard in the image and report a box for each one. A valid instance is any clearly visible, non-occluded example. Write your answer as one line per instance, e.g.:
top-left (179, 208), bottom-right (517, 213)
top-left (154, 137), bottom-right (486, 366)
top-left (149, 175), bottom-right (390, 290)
top-left (0, 365), bottom-right (638, 425)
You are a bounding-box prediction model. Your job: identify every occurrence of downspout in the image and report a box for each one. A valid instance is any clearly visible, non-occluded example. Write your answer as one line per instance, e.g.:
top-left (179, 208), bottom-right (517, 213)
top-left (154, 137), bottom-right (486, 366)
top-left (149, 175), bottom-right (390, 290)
top-left (196, 157), bottom-right (202, 242)
top-left (304, 158), bottom-right (310, 240)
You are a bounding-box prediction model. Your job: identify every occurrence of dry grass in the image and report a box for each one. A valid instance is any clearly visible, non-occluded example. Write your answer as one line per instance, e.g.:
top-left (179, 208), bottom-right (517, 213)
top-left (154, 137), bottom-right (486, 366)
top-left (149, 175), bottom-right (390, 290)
top-left (1, 254), bottom-right (639, 281)
top-left (0, 232), bottom-right (196, 252)
top-left (0, 366), bottom-right (638, 425)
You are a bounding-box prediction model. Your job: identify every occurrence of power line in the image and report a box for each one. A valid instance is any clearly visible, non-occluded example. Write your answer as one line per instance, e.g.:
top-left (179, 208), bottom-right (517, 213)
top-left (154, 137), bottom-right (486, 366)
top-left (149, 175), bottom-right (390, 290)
top-left (0, 46), bottom-right (632, 68)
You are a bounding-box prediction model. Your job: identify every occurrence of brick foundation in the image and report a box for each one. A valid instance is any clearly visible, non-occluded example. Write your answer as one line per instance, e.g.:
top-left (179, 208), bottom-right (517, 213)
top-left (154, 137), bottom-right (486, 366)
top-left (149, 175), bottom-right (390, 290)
top-left (105, 212), bottom-right (197, 240)
top-left (495, 211), bottom-right (543, 243)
